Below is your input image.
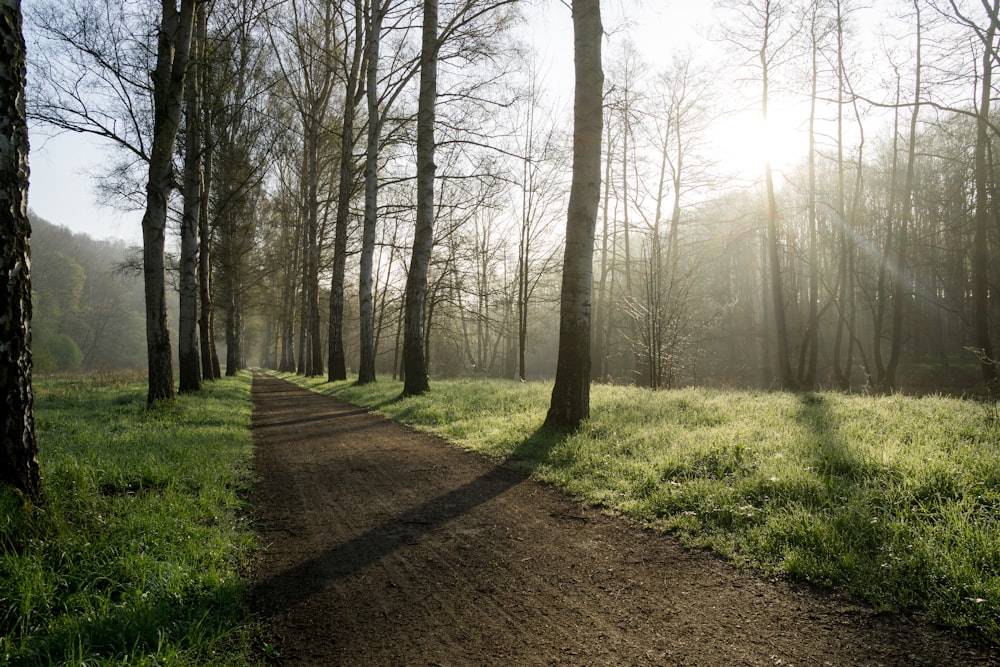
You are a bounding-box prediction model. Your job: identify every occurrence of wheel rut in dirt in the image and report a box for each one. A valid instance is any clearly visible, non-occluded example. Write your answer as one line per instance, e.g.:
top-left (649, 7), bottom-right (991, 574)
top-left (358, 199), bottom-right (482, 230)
top-left (249, 373), bottom-right (998, 666)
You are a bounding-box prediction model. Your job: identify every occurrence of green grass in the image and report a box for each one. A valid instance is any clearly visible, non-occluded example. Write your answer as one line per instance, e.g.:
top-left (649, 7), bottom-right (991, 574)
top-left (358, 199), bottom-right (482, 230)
top-left (285, 373), bottom-right (1000, 645)
top-left (0, 372), bottom-right (260, 666)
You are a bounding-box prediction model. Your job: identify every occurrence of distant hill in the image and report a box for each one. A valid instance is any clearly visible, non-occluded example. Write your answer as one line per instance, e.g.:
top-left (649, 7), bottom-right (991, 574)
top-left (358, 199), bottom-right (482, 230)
top-left (29, 213), bottom-right (146, 371)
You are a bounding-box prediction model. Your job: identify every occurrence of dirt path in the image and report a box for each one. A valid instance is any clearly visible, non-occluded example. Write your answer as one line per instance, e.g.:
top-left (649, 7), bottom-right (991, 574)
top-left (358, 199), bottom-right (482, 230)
top-left (249, 373), bottom-right (998, 666)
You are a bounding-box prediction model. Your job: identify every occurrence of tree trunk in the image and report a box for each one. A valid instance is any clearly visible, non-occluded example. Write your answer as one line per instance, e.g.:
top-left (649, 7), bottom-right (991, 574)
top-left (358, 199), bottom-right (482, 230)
top-left (305, 125), bottom-right (324, 376)
top-left (883, 2), bottom-right (921, 391)
top-left (402, 0), bottom-right (439, 396)
top-left (831, 0), bottom-right (850, 389)
top-left (760, 22), bottom-right (797, 391)
top-left (972, 1), bottom-right (998, 390)
top-left (198, 51), bottom-right (220, 381)
top-left (799, 5), bottom-right (820, 388)
top-left (545, 0), bottom-right (603, 431)
top-left (179, 7), bottom-right (202, 393)
top-left (358, 0), bottom-right (381, 385)
top-left (278, 217), bottom-right (298, 371)
top-left (0, 0), bottom-right (41, 498)
top-left (591, 120), bottom-right (614, 382)
top-left (143, 0), bottom-right (196, 403)
top-left (330, 23), bottom-right (366, 385)
top-left (296, 197), bottom-right (309, 374)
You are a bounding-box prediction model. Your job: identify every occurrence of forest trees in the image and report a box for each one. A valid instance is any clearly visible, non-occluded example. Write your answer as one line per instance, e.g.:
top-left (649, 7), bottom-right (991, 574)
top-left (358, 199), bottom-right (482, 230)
top-left (29, 0), bottom-right (197, 402)
top-left (0, 0), bottom-right (41, 497)
top-left (268, 0), bottom-right (339, 378)
top-left (19, 0), bottom-right (1000, 399)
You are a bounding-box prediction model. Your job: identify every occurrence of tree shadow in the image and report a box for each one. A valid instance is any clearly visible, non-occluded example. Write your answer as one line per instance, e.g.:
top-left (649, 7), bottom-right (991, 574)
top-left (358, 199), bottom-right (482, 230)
top-left (252, 425), bottom-right (566, 618)
top-left (794, 393), bottom-right (865, 481)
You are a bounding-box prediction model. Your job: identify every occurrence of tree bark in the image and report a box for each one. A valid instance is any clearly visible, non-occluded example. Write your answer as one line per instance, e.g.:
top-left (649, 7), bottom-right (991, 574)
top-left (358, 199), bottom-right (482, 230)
top-left (329, 1), bottom-right (366, 384)
top-left (402, 0), bottom-right (439, 396)
top-left (880, 2), bottom-right (921, 392)
top-left (143, 0), bottom-right (196, 402)
top-left (799, 1), bottom-right (820, 389)
top-left (545, 0), bottom-right (603, 431)
top-left (759, 1), bottom-right (797, 391)
top-left (358, 0), bottom-right (381, 385)
top-left (972, 0), bottom-right (998, 390)
top-left (199, 92), bottom-right (220, 380)
top-left (179, 4), bottom-right (203, 393)
top-left (0, 0), bottom-right (41, 498)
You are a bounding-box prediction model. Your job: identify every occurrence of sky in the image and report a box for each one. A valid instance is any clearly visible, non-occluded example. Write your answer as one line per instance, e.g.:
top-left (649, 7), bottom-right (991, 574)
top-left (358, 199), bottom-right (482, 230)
top-left (29, 130), bottom-right (142, 243)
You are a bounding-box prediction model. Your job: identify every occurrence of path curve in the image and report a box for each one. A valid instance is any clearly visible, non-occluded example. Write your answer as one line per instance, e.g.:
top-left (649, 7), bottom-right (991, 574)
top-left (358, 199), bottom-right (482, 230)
top-left (249, 373), bottom-right (998, 665)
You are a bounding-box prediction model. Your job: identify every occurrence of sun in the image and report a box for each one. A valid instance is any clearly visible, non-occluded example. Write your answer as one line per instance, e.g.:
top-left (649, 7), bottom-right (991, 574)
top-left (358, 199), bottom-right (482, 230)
top-left (712, 109), bottom-right (809, 183)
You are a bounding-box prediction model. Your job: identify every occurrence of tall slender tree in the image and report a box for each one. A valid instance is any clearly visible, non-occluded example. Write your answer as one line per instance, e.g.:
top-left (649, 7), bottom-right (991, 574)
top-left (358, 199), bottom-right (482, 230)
top-left (402, 0), bottom-right (439, 396)
top-left (359, 0), bottom-right (384, 385)
top-left (142, 0), bottom-right (198, 402)
top-left (328, 0), bottom-right (367, 383)
top-left (947, 0), bottom-right (999, 390)
top-left (545, 0), bottom-right (603, 431)
top-left (179, 0), bottom-right (204, 393)
top-left (197, 2), bottom-right (220, 381)
top-left (0, 0), bottom-right (41, 498)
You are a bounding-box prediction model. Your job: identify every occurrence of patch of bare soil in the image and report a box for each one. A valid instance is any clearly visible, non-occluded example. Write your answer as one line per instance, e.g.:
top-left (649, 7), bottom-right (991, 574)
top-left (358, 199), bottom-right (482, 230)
top-left (249, 373), bottom-right (998, 666)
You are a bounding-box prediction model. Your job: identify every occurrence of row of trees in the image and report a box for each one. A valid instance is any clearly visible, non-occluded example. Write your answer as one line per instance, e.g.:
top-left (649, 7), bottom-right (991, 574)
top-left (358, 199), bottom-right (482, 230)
top-left (28, 0), bottom-right (529, 402)
top-left (17, 0), bottom-right (997, 402)
top-left (0, 0), bottom-right (599, 499)
top-left (6, 0), bottom-right (1000, 496)
top-left (21, 0), bottom-right (1000, 402)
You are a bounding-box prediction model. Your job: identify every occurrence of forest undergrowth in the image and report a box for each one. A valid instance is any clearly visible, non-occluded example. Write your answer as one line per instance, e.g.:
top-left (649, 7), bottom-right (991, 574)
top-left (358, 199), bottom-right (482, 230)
top-left (0, 373), bottom-right (258, 666)
top-left (284, 372), bottom-right (1000, 646)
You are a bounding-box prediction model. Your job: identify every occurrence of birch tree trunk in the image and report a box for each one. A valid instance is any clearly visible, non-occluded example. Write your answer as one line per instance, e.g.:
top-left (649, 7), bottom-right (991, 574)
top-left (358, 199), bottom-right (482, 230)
top-left (0, 0), bottom-right (41, 498)
top-left (545, 0), bottom-right (603, 431)
top-left (199, 101), bottom-right (221, 380)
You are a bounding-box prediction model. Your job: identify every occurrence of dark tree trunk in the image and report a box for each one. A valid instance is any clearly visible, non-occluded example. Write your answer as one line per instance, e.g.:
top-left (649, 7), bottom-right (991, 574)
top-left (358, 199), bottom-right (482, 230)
top-left (359, 0), bottom-right (382, 385)
top-left (278, 212), bottom-right (300, 372)
top-left (973, 2), bottom-right (998, 390)
top-left (179, 8), bottom-right (202, 393)
top-left (143, 0), bottom-right (196, 403)
top-left (0, 0), bottom-right (41, 498)
top-left (402, 0), bottom-right (439, 397)
top-left (882, 4), bottom-right (920, 392)
top-left (225, 285), bottom-right (241, 376)
top-left (760, 23), bottom-right (796, 391)
top-left (545, 0), bottom-right (603, 431)
top-left (331, 0), bottom-right (366, 384)
top-left (305, 130), bottom-right (324, 376)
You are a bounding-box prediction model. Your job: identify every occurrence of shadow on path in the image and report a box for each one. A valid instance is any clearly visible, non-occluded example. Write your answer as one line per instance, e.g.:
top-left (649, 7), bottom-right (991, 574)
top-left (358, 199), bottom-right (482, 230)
top-left (253, 464), bottom-right (528, 616)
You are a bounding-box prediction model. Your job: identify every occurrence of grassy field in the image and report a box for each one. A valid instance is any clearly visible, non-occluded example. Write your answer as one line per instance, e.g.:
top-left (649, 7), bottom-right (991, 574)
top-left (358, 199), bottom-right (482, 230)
top-left (0, 373), bottom-right (259, 666)
top-left (285, 373), bottom-right (1000, 645)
